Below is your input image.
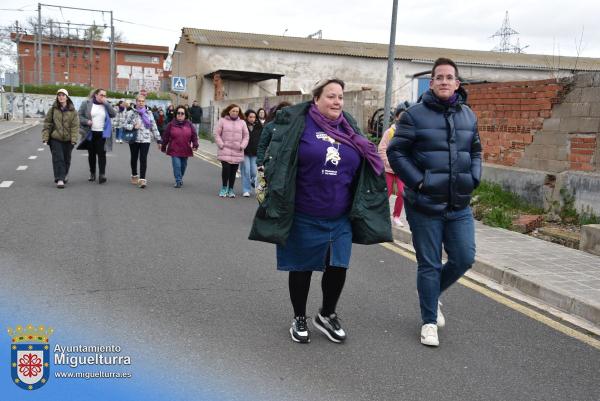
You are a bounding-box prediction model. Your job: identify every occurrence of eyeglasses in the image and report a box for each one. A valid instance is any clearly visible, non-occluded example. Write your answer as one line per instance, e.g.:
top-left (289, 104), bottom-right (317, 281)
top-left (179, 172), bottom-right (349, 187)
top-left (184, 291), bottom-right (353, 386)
top-left (176, 112), bottom-right (186, 115)
top-left (433, 75), bottom-right (458, 82)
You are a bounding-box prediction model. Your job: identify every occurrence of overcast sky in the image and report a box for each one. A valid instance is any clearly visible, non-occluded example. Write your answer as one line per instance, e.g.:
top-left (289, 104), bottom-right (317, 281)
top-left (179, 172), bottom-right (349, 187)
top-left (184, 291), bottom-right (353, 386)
top-left (0, 0), bottom-right (597, 59)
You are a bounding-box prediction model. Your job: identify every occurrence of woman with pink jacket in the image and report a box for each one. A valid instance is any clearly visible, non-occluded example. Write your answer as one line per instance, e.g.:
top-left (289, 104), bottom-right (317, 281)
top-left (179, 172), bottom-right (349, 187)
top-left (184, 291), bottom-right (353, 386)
top-left (214, 104), bottom-right (249, 197)
top-left (378, 103), bottom-right (409, 227)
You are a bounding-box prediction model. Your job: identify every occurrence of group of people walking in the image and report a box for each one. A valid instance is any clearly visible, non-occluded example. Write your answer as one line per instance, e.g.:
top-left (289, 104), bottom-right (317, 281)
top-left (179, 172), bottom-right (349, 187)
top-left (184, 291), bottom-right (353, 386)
top-left (42, 57), bottom-right (481, 348)
top-left (42, 90), bottom-right (199, 190)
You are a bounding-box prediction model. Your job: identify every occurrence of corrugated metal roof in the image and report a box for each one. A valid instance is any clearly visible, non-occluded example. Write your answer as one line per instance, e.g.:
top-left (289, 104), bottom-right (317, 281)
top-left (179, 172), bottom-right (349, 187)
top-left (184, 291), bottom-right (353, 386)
top-left (182, 28), bottom-right (600, 71)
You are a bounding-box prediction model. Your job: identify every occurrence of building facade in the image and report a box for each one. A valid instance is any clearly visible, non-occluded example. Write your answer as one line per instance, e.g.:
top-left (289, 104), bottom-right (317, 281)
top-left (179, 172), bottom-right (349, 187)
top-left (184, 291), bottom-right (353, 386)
top-left (13, 34), bottom-right (169, 93)
top-left (172, 28), bottom-right (600, 107)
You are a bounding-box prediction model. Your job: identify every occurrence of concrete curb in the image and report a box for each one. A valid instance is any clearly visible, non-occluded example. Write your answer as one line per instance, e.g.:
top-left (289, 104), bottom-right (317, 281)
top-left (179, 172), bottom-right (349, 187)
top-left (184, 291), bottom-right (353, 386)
top-left (393, 225), bottom-right (600, 327)
top-left (0, 121), bottom-right (39, 141)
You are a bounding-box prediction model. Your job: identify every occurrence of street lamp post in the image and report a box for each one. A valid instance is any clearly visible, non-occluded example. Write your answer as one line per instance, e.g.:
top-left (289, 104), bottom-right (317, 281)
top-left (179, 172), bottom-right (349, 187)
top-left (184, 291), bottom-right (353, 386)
top-left (18, 54), bottom-right (27, 124)
top-left (173, 50), bottom-right (182, 106)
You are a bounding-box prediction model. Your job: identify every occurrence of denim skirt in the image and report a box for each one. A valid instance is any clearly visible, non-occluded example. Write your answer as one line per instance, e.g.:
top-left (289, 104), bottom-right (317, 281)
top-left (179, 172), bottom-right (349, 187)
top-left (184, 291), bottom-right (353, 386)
top-left (276, 212), bottom-right (352, 272)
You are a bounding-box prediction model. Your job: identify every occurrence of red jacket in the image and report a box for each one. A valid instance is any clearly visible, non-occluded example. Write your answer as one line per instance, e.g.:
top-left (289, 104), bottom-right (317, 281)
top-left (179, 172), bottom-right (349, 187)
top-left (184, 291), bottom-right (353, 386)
top-left (161, 120), bottom-right (198, 157)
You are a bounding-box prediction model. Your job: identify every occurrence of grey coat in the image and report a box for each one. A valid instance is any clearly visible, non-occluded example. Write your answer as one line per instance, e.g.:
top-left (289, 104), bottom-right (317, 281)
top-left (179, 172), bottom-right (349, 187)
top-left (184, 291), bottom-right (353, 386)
top-left (78, 99), bottom-right (116, 152)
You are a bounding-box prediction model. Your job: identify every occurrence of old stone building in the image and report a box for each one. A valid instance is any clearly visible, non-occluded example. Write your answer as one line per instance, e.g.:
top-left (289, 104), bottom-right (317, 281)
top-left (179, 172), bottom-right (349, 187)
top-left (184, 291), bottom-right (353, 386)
top-left (172, 28), bottom-right (600, 107)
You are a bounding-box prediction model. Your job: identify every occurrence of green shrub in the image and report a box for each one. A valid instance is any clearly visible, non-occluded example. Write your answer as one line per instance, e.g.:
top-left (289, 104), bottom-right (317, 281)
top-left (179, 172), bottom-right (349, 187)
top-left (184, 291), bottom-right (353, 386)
top-left (473, 181), bottom-right (543, 215)
top-left (482, 207), bottom-right (513, 229)
top-left (19, 84), bottom-right (170, 100)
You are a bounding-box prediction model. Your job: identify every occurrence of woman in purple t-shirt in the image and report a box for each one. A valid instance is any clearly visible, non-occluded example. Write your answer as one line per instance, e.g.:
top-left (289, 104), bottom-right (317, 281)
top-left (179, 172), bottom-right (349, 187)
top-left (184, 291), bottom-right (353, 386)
top-left (267, 79), bottom-right (385, 344)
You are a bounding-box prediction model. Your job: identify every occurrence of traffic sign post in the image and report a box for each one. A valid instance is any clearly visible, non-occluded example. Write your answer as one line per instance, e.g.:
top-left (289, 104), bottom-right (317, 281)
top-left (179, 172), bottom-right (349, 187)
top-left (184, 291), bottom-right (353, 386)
top-left (172, 77), bottom-right (187, 92)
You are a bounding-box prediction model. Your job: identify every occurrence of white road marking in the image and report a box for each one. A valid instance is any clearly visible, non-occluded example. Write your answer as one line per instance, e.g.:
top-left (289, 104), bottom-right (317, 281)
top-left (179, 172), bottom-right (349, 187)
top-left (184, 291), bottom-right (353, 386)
top-left (16, 166), bottom-right (28, 171)
top-left (0, 181), bottom-right (14, 188)
top-left (37, 148), bottom-right (44, 151)
top-left (28, 155), bottom-right (37, 160)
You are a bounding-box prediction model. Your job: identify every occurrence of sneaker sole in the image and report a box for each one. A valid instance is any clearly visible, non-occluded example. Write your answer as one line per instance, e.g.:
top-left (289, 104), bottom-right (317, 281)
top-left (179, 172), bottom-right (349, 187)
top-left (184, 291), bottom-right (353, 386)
top-left (313, 317), bottom-right (344, 343)
top-left (289, 328), bottom-right (310, 343)
top-left (420, 337), bottom-right (439, 347)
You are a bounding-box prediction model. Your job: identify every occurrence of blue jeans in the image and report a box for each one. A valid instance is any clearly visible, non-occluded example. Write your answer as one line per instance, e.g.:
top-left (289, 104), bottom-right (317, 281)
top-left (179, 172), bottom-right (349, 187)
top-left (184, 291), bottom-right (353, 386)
top-left (115, 127), bottom-right (124, 141)
top-left (240, 155), bottom-right (257, 194)
top-left (405, 204), bottom-right (476, 324)
top-left (171, 156), bottom-right (188, 184)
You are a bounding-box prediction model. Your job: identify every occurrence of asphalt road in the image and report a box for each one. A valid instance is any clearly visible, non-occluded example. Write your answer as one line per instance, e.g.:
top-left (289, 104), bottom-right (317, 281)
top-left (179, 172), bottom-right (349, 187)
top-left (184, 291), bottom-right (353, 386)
top-left (1, 126), bottom-right (599, 401)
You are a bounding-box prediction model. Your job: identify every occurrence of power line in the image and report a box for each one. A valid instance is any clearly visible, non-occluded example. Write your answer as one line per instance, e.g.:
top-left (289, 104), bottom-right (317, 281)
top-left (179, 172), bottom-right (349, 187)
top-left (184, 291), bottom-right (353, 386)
top-left (113, 18), bottom-right (178, 33)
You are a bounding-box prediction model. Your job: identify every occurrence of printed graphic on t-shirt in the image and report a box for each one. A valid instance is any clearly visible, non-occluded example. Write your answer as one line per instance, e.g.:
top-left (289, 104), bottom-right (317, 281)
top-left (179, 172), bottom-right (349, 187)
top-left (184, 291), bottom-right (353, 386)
top-left (316, 132), bottom-right (340, 176)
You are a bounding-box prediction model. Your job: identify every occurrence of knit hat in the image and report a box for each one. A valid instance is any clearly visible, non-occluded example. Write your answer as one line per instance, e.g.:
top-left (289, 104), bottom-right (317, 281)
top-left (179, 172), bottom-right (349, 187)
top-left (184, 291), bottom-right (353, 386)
top-left (56, 88), bottom-right (69, 97)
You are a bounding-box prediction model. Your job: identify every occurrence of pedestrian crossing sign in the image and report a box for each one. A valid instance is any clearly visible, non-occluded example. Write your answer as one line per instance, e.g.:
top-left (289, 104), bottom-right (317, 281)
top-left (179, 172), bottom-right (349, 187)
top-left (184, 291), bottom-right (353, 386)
top-left (172, 77), bottom-right (186, 92)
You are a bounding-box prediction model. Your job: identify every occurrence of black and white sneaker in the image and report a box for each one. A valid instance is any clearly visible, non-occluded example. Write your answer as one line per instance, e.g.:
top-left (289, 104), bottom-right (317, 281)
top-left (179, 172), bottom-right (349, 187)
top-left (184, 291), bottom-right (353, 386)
top-left (290, 316), bottom-right (310, 343)
top-left (313, 311), bottom-right (346, 343)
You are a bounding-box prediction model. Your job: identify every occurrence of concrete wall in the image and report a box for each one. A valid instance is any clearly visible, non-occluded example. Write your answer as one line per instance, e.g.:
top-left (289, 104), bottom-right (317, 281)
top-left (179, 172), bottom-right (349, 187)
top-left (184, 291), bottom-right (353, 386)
top-left (481, 163), bottom-right (551, 207)
top-left (563, 171), bottom-right (600, 215)
top-left (482, 163), bottom-right (600, 216)
top-left (2, 92), bottom-right (170, 119)
top-left (176, 38), bottom-right (571, 108)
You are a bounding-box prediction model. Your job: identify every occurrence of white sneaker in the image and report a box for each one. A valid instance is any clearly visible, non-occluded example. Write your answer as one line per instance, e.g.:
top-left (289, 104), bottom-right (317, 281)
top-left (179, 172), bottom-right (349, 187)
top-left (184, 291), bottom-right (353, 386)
top-left (420, 323), bottom-right (439, 347)
top-left (392, 216), bottom-right (404, 227)
top-left (437, 302), bottom-right (445, 328)
top-left (242, 192), bottom-right (250, 197)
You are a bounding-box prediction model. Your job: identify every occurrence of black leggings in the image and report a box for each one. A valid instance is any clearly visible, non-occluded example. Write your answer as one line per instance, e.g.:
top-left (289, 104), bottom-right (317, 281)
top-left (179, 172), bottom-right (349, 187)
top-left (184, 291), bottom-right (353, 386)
top-left (129, 142), bottom-right (150, 179)
top-left (289, 266), bottom-right (347, 318)
top-left (88, 131), bottom-right (106, 175)
top-left (221, 161), bottom-right (238, 188)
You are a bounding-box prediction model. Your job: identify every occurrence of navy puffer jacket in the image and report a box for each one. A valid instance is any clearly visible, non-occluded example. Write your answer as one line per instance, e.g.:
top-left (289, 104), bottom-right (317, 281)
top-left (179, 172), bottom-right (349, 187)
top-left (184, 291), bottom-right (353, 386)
top-left (386, 88), bottom-right (482, 215)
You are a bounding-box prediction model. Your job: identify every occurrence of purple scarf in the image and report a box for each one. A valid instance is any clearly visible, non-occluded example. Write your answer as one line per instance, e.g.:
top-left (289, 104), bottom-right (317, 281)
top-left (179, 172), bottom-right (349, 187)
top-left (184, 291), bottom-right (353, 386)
top-left (136, 106), bottom-right (153, 129)
top-left (308, 103), bottom-right (383, 175)
top-left (436, 92), bottom-right (459, 106)
top-left (92, 97), bottom-right (103, 105)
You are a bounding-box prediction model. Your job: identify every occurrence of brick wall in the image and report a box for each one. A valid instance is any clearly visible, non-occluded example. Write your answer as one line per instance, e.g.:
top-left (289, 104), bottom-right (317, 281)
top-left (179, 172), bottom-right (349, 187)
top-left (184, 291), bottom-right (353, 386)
top-left (569, 135), bottom-right (597, 171)
top-left (465, 79), bottom-right (569, 166)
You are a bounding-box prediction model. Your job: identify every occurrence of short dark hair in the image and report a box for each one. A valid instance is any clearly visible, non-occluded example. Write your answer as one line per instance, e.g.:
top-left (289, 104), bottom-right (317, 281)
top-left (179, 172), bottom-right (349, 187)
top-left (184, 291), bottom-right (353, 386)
top-left (175, 105), bottom-right (188, 119)
top-left (245, 109), bottom-right (257, 118)
top-left (311, 78), bottom-right (345, 99)
top-left (431, 57), bottom-right (459, 78)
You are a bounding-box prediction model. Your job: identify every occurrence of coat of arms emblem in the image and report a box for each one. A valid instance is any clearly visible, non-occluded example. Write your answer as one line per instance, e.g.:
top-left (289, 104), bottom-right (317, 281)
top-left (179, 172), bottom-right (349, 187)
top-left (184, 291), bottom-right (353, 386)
top-left (8, 324), bottom-right (53, 390)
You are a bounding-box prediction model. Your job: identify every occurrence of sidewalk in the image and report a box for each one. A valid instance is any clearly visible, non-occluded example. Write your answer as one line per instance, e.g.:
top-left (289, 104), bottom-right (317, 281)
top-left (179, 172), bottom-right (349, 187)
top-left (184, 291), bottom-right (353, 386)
top-left (0, 119), bottom-right (40, 140)
top-left (195, 138), bottom-right (600, 330)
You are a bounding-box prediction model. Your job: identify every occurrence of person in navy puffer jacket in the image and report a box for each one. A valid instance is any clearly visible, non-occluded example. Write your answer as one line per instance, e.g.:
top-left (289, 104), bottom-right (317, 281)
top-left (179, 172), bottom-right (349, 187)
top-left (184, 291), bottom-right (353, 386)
top-left (387, 57), bottom-right (482, 348)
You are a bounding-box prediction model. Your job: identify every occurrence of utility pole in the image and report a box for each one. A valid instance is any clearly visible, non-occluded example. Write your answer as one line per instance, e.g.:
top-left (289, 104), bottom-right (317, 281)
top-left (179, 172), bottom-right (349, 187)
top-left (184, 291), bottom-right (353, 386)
top-left (382, 0), bottom-right (398, 136)
top-left (110, 11), bottom-right (115, 91)
top-left (14, 21), bottom-right (26, 123)
top-left (37, 3), bottom-right (42, 85)
top-left (49, 20), bottom-right (54, 83)
top-left (174, 50), bottom-right (182, 105)
top-left (89, 22), bottom-right (94, 87)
